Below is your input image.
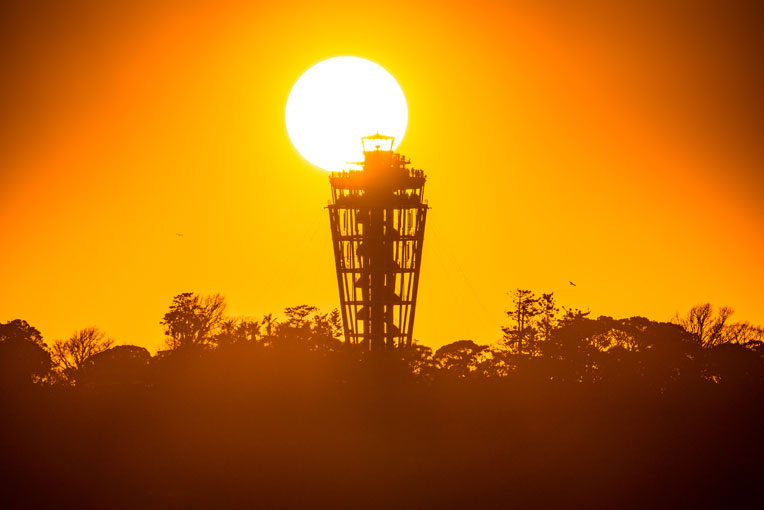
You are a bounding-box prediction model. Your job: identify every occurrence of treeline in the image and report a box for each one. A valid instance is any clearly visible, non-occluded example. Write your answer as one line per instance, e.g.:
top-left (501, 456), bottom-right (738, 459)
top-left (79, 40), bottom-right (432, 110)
top-left (2, 290), bottom-right (762, 388)
top-left (1, 291), bottom-right (763, 508)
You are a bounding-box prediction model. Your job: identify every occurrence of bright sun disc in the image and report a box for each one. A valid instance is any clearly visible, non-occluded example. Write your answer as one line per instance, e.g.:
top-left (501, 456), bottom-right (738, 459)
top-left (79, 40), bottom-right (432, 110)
top-left (286, 57), bottom-right (408, 171)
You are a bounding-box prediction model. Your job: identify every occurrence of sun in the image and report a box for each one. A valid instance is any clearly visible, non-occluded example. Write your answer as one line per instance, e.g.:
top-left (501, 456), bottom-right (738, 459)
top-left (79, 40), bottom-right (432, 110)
top-left (285, 57), bottom-right (408, 171)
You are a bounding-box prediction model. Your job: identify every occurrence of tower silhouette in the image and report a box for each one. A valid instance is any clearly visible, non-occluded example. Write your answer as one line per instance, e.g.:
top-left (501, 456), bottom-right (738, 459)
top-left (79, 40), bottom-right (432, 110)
top-left (328, 134), bottom-right (428, 351)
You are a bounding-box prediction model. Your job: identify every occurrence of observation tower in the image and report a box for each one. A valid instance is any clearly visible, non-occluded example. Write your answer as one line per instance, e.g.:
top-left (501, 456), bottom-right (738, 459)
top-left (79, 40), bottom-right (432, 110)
top-left (328, 134), bottom-right (428, 351)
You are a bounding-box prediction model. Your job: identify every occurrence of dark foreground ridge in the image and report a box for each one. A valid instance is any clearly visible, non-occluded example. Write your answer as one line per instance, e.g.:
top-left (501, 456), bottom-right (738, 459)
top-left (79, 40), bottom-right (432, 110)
top-left (1, 294), bottom-right (763, 508)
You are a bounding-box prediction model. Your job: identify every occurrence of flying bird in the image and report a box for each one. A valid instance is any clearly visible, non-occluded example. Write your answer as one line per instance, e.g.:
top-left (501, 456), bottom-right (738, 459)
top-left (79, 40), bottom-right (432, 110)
top-left (569, 281), bottom-right (576, 287)
top-left (175, 233), bottom-right (184, 237)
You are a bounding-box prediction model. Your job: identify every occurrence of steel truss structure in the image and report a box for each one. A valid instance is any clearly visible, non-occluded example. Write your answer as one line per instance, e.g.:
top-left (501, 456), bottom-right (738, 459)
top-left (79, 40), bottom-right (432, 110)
top-left (328, 134), bottom-right (428, 351)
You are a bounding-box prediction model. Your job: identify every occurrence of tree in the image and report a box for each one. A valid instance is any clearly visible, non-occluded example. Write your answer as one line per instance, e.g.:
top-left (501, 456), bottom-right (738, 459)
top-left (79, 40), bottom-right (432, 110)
top-left (311, 309), bottom-right (342, 340)
top-left (275, 305), bottom-right (343, 352)
top-left (213, 317), bottom-right (260, 347)
top-left (537, 293), bottom-right (559, 344)
top-left (502, 289), bottom-right (540, 355)
top-left (77, 345), bottom-right (151, 386)
top-left (475, 347), bottom-right (518, 378)
top-left (558, 307), bottom-right (591, 327)
top-left (674, 303), bottom-right (733, 347)
top-left (0, 319), bottom-right (45, 348)
top-left (545, 314), bottom-right (602, 382)
top-left (51, 327), bottom-right (114, 377)
top-left (304, 309), bottom-right (343, 352)
top-left (214, 318), bottom-right (239, 348)
top-left (434, 340), bottom-right (488, 378)
top-left (0, 319), bottom-right (52, 385)
top-left (720, 322), bottom-right (763, 346)
top-left (402, 343), bottom-right (438, 378)
top-left (284, 305), bottom-right (318, 328)
top-left (328, 309), bottom-right (343, 338)
top-left (273, 305), bottom-right (315, 346)
top-left (161, 292), bottom-right (226, 350)
top-left (236, 319), bottom-right (261, 344)
top-left (261, 313), bottom-right (278, 337)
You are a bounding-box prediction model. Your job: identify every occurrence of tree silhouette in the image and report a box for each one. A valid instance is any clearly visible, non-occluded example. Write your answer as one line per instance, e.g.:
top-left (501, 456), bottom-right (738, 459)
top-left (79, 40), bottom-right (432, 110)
top-left (272, 305), bottom-right (343, 352)
top-left (77, 344), bottom-right (151, 386)
top-left (0, 319), bottom-right (52, 386)
top-left (0, 319), bottom-right (45, 348)
top-left (237, 319), bottom-right (261, 344)
top-left (213, 318), bottom-right (261, 347)
top-left (559, 306), bottom-right (591, 326)
top-left (434, 340), bottom-right (488, 378)
top-left (284, 305), bottom-right (319, 328)
top-left (261, 313), bottom-right (277, 337)
top-left (674, 303), bottom-right (733, 347)
top-left (721, 321), bottom-right (764, 345)
top-left (161, 292), bottom-right (226, 350)
top-left (402, 343), bottom-right (438, 378)
top-left (503, 289), bottom-right (540, 355)
top-left (537, 292), bottom-right (559, 344)
top-left (311, 309), bottom-right (342, 339)
top-left (215, 318), bottom-right (239, 348)
top-left (51, 327), bottom-right (114, 380)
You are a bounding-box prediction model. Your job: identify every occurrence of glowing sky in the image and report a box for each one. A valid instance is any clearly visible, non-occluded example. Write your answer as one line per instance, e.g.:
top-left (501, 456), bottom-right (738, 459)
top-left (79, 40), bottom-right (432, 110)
top-left (1, 0), bottom-right (762, 351)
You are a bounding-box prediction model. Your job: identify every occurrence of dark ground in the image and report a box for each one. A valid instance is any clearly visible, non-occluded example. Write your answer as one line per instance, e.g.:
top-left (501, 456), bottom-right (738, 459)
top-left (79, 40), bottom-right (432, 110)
top-left (3, 348), bottom-right (763, 509)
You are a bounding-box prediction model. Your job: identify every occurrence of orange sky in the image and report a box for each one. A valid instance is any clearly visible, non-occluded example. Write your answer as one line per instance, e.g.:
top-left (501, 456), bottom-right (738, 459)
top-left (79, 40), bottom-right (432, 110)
top-left (1, 0), bottom-right (762, 352)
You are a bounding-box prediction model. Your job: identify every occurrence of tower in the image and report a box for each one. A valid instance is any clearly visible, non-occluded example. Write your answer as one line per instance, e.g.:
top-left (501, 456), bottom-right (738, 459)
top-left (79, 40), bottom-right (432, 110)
top-left (328, 134), bottom-right (428, 351)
